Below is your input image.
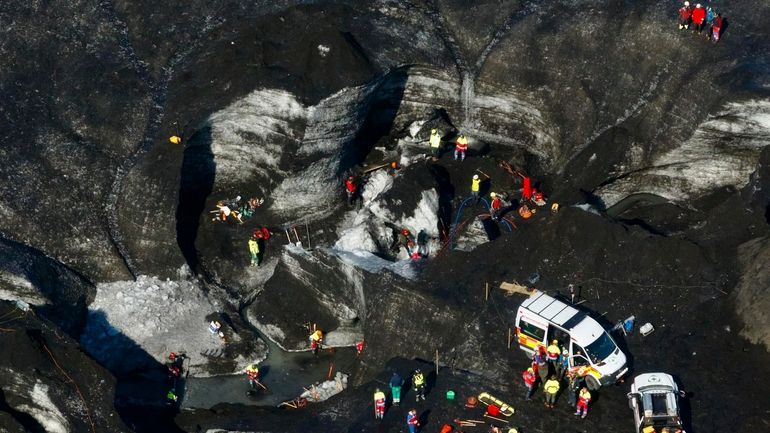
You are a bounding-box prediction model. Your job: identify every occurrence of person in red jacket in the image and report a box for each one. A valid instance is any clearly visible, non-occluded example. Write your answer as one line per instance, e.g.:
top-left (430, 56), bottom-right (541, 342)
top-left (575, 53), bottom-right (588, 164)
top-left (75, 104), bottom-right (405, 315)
top-left (678, 1), bottom-right (692, 30)
top-left (522, 367), bottom-right (537, 399)
top-left (489, 192), bottom-right (502, 221)
top-left (344, 176), bottom-right (357, 206)
top-left (691, 4), bottom-right (706, 33)
top-left (710, 13), bottom-right (724, 42)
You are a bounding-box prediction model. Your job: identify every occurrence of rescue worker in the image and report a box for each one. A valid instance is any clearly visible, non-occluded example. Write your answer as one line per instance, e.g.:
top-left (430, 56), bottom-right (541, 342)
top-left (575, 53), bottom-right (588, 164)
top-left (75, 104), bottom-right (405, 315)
top-left (533, 344), bottom-right (549, 382)
top-left (574, 386), bottom-right (592, 418)
top-left (566, 371), bottom-right (583, 407)
top-left (710, 13), bottom-right (723, 42)
top-left (239, 197), bottom-right (262, 219)
top-left (417, 229), bottom-right (429, 257)
top-left (471, 174), bottom-right (481, 202)
top-left (374, 388), bottom-right (386, 419)
top-left (166, 389), bottom-right (178, 406)
top-left (531, 188), bottom-right (546, 206)
top-left (546, 340), bottom-right (561, 368)
top-left (412, 369), bottom-right (426, 401)
top-left (245, 364), bottom-right (260, 390)
top-left (429, 129), bottom-right (441, 160)
top-left (678, 1), bottom-right (692, 30)
top-left (521, 175), bottom-right (533, 202)
top-left (248, 236), bottom-right (260, 267)
top-left (522, 367), bottom-right (537, 399)
top-left (454, 134), bottom-right (468, 161)
top-left (309, 329), bottom-right (323, 355)
top-left (390, 372), bottom-right (404, 405)
top-left (556, 348), bottom-right (570, 379)
top-left (543, 375), bottom-right (560, 409)
top-left (489, 192), bottom-right (502, 221)
top-left (691, 3), bottom-right (706, 33)
top-left (345, 176), bottom-right (357, 206)
top-left (406, 409), bottom-right (420, 433)
top-left (396, 228), bottom-right (415, 256)
top-left (356, 340), bottom-right (365, 356)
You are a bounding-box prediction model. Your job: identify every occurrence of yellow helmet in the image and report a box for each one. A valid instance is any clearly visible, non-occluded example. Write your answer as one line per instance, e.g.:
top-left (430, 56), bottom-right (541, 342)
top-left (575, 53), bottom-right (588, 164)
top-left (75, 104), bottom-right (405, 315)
top-left (490, 192), bottom-right (496, 198)
top-left (431, 128), bottom-right (437, 134)
top-left (169, 135), bottom-right (182, 145)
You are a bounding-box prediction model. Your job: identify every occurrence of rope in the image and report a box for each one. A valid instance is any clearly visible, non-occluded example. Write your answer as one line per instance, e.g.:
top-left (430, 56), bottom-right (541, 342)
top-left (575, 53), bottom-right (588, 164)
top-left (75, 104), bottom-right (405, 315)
top-left (572, 277), bottom-right (722, 291)
top-left (42, 344), bottom-right (96, 433)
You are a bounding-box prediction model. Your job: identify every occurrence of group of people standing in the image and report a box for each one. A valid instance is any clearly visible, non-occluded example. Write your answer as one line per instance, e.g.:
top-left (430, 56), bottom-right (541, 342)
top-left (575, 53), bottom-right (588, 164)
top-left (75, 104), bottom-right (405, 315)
top-left (678, 2), bottom-right (724, 42)
top-left (523, 341), bottom-right (593, 418)
top-left (372, 369), bottom-right (426, 430)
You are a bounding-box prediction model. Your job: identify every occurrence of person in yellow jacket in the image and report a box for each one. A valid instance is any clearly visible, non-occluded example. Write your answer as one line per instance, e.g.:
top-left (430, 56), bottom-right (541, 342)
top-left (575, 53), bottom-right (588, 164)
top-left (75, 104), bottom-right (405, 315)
top-left (543, 375), bottom-right (560, 409)
top-left (309, 329), bottom-right (323, 355)
top-left (471, 174), bottom-right (481, 201)
top-left (248, 237), bottom-right (260, 267)
top-left (429, 128), bottom-right (442, 160)
top-left (412, 369), bottom-right (426, 401)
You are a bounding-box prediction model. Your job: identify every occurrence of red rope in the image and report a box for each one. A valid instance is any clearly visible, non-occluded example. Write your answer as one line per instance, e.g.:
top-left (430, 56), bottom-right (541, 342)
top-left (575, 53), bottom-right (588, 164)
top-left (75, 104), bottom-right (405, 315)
top-left (42, 344), bottom-right (96, 433)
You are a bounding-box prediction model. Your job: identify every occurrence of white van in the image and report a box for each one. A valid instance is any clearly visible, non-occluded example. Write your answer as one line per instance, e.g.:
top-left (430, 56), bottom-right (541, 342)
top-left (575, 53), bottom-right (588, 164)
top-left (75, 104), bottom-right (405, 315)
top-left (514, 290), bottom-right (628, 390)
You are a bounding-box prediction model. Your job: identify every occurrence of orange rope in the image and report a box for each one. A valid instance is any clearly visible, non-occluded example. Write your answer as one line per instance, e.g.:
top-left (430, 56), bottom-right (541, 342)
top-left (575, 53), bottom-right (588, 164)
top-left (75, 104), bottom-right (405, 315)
top-left (42, 344), bottom-right (96, 433)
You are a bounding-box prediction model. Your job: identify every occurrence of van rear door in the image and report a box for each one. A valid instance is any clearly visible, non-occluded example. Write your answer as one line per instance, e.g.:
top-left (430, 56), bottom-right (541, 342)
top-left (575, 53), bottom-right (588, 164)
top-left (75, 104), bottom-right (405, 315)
top-left (516, 314), bottom-right (547, 351)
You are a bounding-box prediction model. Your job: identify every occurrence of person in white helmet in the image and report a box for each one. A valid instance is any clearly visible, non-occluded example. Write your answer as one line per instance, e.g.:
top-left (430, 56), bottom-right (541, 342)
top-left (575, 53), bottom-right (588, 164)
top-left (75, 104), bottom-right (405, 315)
top-left (691, 3), bottom-right (706, 33)
top-left (678, 1), bottom-right (692, 30)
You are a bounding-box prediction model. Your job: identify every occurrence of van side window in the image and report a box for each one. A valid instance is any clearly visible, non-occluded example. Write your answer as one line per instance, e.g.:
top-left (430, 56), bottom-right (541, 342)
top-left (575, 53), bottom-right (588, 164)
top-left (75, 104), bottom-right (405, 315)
top-left (571, 343), bottom-right (590, 366)
top-left (519, 319), bottom-right (545, 341)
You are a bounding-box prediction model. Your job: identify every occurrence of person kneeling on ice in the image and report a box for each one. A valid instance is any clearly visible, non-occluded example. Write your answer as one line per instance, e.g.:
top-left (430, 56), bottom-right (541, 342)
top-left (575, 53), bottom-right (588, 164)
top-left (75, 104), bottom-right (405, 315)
top-left (309, 329), bottom-right (324, 355)
top-left (373, 388), bottom-right (386, 419)
top-left (209, 320), bottom-right (221, 334)
top-left (574, 386), bottom-right (592, 418)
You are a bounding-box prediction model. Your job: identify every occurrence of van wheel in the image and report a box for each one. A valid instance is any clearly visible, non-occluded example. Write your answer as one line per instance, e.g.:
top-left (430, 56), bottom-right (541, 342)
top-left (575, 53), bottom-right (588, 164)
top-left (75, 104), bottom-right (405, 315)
top-left (586, 376), bottom-right (601, 391)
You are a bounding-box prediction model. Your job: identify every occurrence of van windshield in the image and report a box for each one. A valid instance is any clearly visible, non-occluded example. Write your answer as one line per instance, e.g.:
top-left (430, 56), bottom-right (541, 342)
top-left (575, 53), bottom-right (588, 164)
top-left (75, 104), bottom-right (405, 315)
top-left (584, 333), bottom-right (616, 364)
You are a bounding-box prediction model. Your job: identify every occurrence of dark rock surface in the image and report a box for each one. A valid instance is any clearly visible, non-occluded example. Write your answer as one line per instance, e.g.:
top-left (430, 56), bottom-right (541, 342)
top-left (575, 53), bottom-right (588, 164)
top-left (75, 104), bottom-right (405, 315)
top-left (0, 301), bottom-right (129, 433)
top-left (1, 0), bottom-right (770, 432)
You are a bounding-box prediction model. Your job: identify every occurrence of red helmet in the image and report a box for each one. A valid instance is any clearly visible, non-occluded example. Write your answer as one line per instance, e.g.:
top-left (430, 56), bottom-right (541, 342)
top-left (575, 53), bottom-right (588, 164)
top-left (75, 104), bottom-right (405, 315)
top-left (401, 229), bottom-right (410, 235)
top-left (348, 176), bottom-right (354, 180)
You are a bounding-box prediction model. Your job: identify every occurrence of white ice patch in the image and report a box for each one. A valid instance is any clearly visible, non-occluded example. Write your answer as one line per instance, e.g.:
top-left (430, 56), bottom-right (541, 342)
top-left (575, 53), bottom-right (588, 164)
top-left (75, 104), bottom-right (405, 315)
top-left (207, 89), bottom-right (306, 187)
top-left (596, 99), bottom-right (770, 207)
top-left (80, 269), bottom-right (256, 376)
top-left (17, 382), bottom-right (70, 433)
top-left (317, 44), bottom-right (330, 57)
top-left (0, 271), bottom-right (48, 305)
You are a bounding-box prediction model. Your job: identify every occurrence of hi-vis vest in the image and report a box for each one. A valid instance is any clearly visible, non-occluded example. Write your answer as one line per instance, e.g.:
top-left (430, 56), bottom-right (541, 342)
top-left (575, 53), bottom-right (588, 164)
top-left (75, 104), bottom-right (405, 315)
top-left (248, 239), bottom-right (259, 254)
top-left (413, 373), bottom-right (425, 386)
top-left (471, 178), bottom-right (480, 192)
top-left (430, 132), bottom-right (441, 148)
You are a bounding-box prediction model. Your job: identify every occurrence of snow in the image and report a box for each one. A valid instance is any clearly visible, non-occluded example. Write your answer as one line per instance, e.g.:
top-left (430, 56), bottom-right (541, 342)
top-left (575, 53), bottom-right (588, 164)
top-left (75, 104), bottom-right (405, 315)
top-left (17, 382), bottom-right (70, 433)
top-left (0, 271), bottom-right (47, 305)
top-left (596, 100), bottom-right (770, 207)
top-left (317, 44), bottom-right (330, 57)
top-left (80, 268), bottom-right (262, 375)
